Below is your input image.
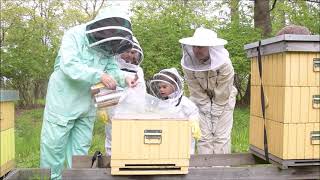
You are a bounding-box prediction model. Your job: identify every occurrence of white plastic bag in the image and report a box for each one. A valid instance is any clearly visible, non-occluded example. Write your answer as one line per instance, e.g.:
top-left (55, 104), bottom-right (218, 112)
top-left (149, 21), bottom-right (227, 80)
top-left (114, 87), bottom-right (186, 119)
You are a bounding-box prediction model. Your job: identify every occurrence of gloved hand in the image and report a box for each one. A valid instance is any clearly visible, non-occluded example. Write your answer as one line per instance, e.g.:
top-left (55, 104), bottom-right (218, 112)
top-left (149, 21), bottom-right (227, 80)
top-left (189, 118), bottom-right (201, 140)
top-left (97, 110), bottom-right (109, 124)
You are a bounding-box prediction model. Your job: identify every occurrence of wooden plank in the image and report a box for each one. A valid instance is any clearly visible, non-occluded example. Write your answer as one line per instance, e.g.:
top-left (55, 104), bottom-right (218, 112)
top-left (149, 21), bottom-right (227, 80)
top-left (60, 166), bottom-right (320, 180)
top-left (288, 124), bottom-right (297, 159)
top-left (299, 53), bottom-right (308, 86)
top-left (4, 168), bottom-right (50, 180)
top-left (291, 87), bottom-right (301, 123)
top-left (313, 123), bottom-right (320, 159)
top-left (5, 165), bottom-right (320, 179)
top-left (305, 123), bottom-right (314, 159)
top-left (308, 53), bottom-right (320, 86)
top-left (0, 160), bottom-right (15, 177)
top-left (0, 102), bottom-right (14, 131)
top-left (296, 124), bottom-right (305, 159)
top-left (1, 128), bottom-right (15, 166)
top-left (0, 90), bottom-right (19, 102)
top-left (291, 53), bottom-right (300, 86)
top-left (310, 87), bottom-right (320, 123)
top-left (300, 87), bottom-right (310, 123)
top-left (72, 153), bottom-right (266, 169)
top-left (250, 145), bottom-right (320, 169)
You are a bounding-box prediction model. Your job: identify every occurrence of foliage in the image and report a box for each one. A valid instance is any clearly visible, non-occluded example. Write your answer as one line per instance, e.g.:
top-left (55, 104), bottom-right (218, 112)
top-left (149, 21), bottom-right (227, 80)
top-left (1, 0), bottom-right (319, 106)
top-left (131, 0), bottom-right (216, 80)
top-left (270, 0), bottom-right (320, 35)
top-left (0, 0), bottom-right (105, 107)
top-left (1, 1), bottom-right (62, 107)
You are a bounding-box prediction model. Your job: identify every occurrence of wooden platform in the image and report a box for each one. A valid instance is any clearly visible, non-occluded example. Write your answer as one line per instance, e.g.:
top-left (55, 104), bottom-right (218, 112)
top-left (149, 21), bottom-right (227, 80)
top-left (250, 145), bottom-right (320, 169)
top-left (3, 153), bottom-right (320, 180)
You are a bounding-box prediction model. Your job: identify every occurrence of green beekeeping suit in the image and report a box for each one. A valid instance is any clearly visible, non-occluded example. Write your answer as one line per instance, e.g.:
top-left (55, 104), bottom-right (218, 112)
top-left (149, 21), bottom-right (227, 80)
top-left (40, 8), bottom-right (131, 179)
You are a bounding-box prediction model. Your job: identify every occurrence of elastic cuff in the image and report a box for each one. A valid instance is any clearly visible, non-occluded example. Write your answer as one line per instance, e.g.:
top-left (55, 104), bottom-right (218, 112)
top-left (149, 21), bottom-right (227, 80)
top-left (93, 71), bottom-right (103, 84)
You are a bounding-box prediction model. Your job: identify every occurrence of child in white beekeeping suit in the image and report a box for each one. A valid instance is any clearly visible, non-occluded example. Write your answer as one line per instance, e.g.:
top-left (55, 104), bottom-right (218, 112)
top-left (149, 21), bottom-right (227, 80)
top-left (117, 36), bottom-right (146, 90)
top-left (98, 36), bottom-right (146, 156)
top-left (149, 68), bottom-right (201, 154)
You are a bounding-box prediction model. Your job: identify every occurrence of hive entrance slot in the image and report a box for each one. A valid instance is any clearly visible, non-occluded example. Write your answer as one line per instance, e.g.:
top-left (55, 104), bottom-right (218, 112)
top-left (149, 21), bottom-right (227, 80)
top-left (119, 164), bottom-right (181, 171)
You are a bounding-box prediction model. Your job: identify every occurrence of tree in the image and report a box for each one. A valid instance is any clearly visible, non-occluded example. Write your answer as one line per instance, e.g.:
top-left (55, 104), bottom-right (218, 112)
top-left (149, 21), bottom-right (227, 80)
top-left (254, 0), bottom-right (272, 37)
top-left (0, 0), bottom-right (106, 107)
top-left (131, 0), bottom-right (214, 80)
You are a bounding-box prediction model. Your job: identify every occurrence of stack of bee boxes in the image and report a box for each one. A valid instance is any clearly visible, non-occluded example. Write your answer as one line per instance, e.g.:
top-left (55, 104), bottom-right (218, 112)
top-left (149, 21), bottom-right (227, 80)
top-left (110, 118), bottom-right (191, 175)
top-left (1, 90), bottom-right (19, 177)
top-left (244, 34), bottom-right (320, 168)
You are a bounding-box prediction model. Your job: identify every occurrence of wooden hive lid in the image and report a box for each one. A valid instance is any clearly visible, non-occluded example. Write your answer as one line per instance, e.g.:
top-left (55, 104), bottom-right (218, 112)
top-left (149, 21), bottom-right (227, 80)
top-left (244, 34), bottom-right (320, 58)
top-left (0, 90), bottom-right (19, 102)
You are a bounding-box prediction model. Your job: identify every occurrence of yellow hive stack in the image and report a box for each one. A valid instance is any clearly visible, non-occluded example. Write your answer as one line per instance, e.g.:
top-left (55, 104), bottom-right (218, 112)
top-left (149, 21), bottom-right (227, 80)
top-left (111, 118), bottom-right (191, 175)
top-left (0, 90), bottom-right (19, 177)
top-left (245, 34), bottom-right (320, 168)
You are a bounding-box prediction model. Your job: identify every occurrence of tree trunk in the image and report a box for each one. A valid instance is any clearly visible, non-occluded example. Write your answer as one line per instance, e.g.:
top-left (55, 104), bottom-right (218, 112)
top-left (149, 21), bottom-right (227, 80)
top-left (242, 74), bottom-right (251, 105)
top-left (233, 74), bottom-right (243, 104)
top-left (230, 0), bottom-right (240, 24)
top-left (254, 0), bottom-right (272, 37)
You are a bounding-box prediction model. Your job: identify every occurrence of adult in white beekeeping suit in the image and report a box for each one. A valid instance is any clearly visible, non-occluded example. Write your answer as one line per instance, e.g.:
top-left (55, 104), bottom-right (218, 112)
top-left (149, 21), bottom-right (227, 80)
top-left (104, 36), bottom-right (146, 156)
top-left (149, 68), bottom-right (201, 154)
top-left (179, 27), bottom-right (237, 154)
top-left (117, 36), bottom-right (146, 90)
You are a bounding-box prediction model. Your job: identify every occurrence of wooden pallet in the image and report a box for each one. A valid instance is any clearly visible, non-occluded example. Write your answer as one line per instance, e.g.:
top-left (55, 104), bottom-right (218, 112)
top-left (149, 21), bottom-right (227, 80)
top-left (4, 154), bottom-right (320, 180)
top-left (250, 145), bottom-right (320, 169)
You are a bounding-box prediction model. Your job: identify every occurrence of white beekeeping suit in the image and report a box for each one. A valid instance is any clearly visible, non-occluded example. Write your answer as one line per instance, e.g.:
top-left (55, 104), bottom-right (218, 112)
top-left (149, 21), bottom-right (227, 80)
top-left (105, 36), bottom-right (146, 156)
top-left (179, 27), bottom-right (238, 154)
top-left (117, 36), bottom-right (146, 91)
top-left (149, 68), bottom-right (201, 154)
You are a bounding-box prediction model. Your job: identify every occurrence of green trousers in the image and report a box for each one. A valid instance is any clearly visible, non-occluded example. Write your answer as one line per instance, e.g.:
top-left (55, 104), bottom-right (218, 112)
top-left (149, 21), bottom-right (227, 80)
top-left (40, 115), bottom-right (95, 180)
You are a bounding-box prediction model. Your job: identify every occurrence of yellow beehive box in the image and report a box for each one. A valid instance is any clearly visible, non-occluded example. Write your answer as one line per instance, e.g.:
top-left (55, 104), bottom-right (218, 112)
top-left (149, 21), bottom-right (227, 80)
top-left (111, 118), bottom-right (191, 175)
top-left (244, 34), bottom-right (320, 167)
top-left (0, 90), bottom-right (19, 177)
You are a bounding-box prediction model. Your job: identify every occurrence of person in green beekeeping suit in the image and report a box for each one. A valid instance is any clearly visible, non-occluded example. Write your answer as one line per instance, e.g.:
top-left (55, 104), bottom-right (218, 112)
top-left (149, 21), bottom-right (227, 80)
top-left (40, 6), bottom-right (137, 180)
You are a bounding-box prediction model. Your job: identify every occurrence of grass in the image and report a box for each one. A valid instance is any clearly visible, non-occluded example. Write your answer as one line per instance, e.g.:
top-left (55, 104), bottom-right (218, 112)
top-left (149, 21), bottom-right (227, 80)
top-left (231, 107), bottom-right (250, 152)
top-left (15, 107), bottom-right (249, 168)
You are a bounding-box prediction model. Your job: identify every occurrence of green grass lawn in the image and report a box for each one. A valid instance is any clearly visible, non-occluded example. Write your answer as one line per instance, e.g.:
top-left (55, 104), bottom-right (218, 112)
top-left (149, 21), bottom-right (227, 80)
top-left (15, 107), bottom-right (249, 168)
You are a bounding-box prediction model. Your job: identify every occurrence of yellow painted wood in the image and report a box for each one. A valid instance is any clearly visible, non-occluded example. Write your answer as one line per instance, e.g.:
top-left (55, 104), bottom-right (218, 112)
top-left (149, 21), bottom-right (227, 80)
top-left (0, 160), bottom-right (15, 177)
top-left (310, 87), bottom-right (320, 122)
top-left (251, 86), bottom-right (320, 124)
top-left (249, 116), bottom-right (264, 151)
top-left (111, 118), bottom-right (191, 175)
top-left (304, 123), bottom-right (314, 159)
top-left (0, 102), bottom-right (15, 131)
top-left (291, 88), bottom-right (301, 123)
top-left (111, 166), bottom-right (188, 175)
top-left (285, 52), bottom-right (320, 87)
top-left (249, 116), bottom-right (320, 160)
top-left (283, 87), bottom-right (320, 124)
top-left (251, 57), bottom-right (260, 86)
top-left (262, 55), bottom-right (268, 86)
top-left (287, 123), bottom-right (297, 159)
top-left (290, 53), bottom-right (300, 86)
top-left (283, 123), bottom-right (289, 159)
top-left (308, 53), bottom-right (320, 86)
top-left (300, 88), bottom-right (309, 124)
top-left (300, 53), bottom-right (308, 86)
top-left (111, 159), bottom-right (189, 167)
top-left (296, 124), bottom-right (306, 159)
top-left (0, 128), bottom-right (15, 167)
top-left (313, 123), bottom-right (320, 159)
top-left (250, 52), bottom-right (320, 87)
